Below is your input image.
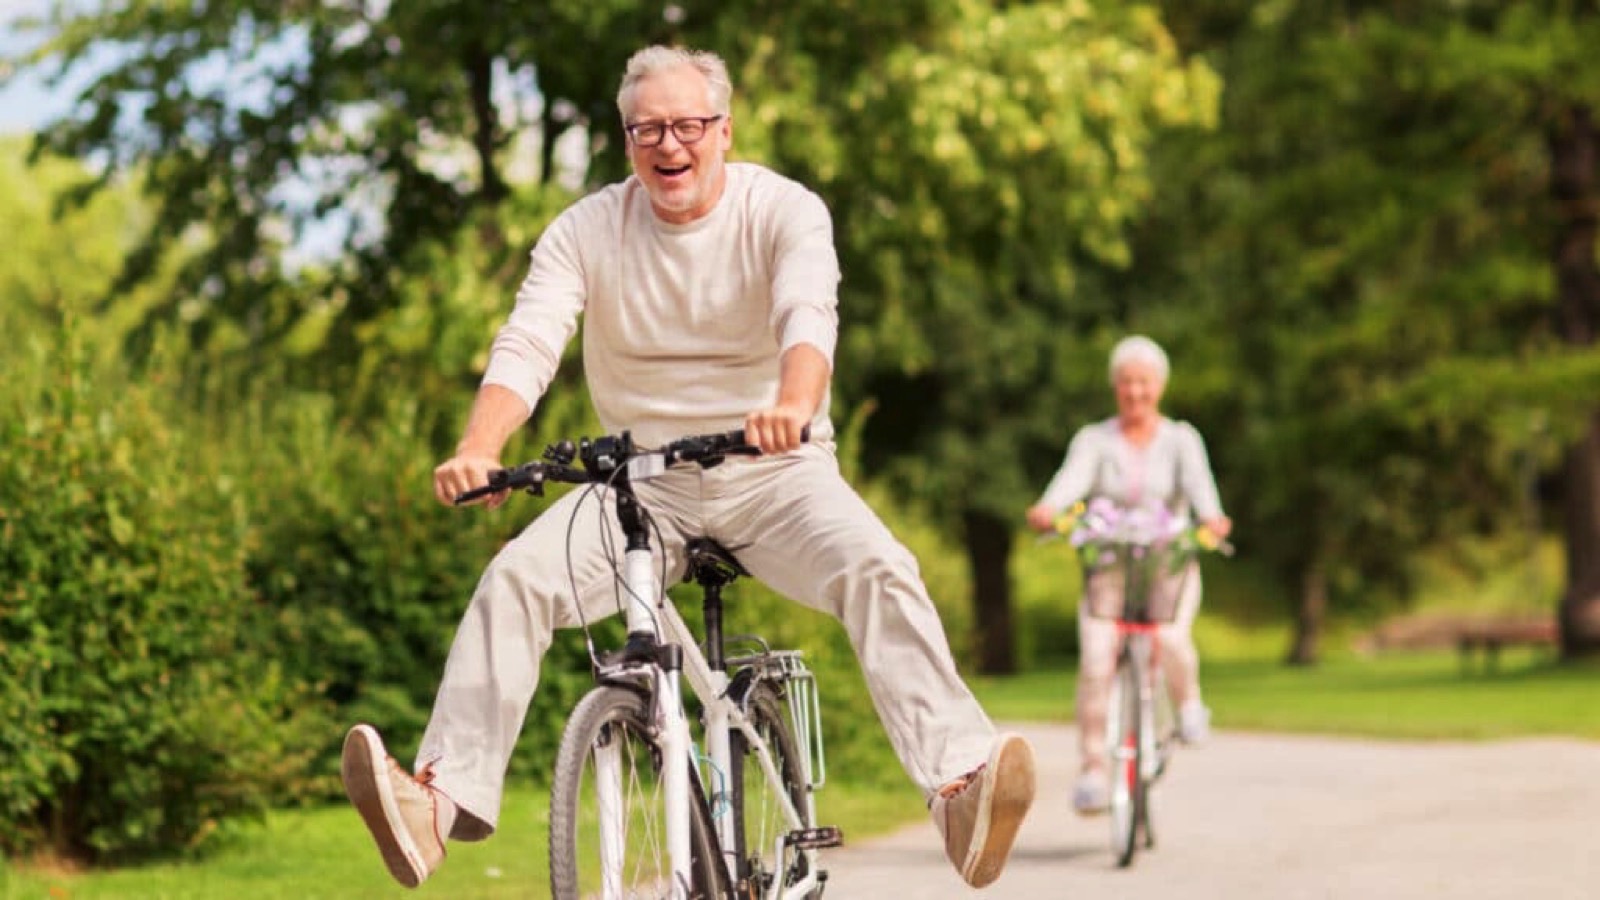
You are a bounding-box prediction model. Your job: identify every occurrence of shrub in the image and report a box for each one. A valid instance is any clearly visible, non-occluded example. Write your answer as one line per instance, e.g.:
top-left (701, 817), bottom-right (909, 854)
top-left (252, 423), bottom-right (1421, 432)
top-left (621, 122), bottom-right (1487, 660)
top-left (0, 330), bottom-right (327, 861)
top-left (234, 393), bottom-right (598, 786)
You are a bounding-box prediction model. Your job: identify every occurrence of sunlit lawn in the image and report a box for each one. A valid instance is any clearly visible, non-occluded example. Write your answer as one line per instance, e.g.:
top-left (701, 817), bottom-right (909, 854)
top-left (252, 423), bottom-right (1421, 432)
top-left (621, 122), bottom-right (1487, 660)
top-left (971, 648), bottom-right (1600, 742)
top-left (1, 781), bottom-right (921, 899)
top-left (8, 649), bottom-right (1594, 897)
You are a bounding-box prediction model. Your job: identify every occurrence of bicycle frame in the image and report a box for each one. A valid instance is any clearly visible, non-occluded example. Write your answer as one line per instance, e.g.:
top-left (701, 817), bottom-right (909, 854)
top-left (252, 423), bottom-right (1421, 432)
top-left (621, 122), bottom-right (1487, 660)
top-left (599, 484), bottom-right (825, 899)
top-left (1110, 622), bottom-right (1169, 785)
top-left (1099, 548), bottom-right (1194, 866)
top-left (464, 429), bottom-right (831, 899)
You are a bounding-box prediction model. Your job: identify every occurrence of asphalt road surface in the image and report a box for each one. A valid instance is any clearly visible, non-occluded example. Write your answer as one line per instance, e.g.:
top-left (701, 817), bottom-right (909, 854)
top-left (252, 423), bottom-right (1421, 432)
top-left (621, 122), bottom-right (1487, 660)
top-left (820, 723), bottom-right (1599, 900)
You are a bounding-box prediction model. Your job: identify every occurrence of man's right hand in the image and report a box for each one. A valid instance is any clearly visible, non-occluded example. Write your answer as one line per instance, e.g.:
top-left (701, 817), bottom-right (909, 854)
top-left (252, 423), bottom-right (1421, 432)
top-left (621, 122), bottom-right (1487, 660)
top-left (434, 452), bottom-right (506, 508)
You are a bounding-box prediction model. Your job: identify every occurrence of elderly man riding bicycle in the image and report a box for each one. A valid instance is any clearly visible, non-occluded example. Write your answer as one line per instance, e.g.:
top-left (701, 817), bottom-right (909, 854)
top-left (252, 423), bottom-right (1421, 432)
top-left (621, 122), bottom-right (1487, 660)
top-left (340, 44), bottom-right (1036, 892)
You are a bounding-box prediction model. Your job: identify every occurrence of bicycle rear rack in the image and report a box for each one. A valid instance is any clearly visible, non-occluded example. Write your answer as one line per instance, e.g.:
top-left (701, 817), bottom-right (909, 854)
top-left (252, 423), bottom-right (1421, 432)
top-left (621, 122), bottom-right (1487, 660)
top-left (725, 645), bottom-right (828, 792)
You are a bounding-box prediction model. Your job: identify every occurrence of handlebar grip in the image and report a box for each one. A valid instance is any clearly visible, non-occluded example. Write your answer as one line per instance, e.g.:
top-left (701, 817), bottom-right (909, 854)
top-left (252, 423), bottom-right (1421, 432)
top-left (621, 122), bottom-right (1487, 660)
top-left (725, 424), bottom-right (811, 449)
top-left (454, 483), bottom-right (501, 505)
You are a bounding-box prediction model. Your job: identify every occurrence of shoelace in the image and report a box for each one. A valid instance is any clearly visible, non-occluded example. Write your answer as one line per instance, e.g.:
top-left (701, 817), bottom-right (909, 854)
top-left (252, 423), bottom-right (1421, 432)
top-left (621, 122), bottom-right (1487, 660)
top-left (937, 763), bottom-right (986, 801)
top-left (387, 756), bottom-right (437, 792)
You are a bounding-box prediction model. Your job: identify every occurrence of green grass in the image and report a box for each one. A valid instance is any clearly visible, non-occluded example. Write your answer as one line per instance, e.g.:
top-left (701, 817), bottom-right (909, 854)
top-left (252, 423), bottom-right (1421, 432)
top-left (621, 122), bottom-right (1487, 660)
top-left (0, 781), bottom-right (922, 899)
top-left (8, 532), bottom-right (1588, 896)
top-left (9, 659), bottom-right (1594, 899)
top-left (971, 648), bottom-right (1600, 742)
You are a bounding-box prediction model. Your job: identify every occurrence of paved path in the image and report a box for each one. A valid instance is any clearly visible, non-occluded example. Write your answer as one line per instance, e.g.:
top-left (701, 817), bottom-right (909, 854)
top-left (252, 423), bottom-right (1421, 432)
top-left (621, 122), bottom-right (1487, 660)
top-left (821, 723), bottom-right (1600, 899)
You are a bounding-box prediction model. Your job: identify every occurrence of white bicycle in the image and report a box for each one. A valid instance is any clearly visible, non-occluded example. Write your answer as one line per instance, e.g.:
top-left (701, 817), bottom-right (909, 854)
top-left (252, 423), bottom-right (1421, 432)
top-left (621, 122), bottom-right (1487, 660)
top-left (458, 429), bottom-right (840, 899)
top-left (1053, 500), bottom-right (1229, 868)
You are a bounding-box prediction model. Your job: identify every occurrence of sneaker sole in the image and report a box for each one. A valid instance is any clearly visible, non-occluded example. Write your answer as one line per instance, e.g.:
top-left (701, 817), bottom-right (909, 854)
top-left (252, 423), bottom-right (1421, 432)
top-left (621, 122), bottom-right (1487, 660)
top-left (963, 734), bottom-right (1037, 888)
top-left (342, 724), bottom-right (427, 888)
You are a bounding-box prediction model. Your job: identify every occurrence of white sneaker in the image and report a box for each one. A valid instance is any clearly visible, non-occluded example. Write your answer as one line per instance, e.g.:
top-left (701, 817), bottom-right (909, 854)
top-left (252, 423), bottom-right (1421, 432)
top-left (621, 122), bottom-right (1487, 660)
top-left (342, 724), bottom-right (447, 887)
top-left (1072, 769), bottom-right (1109, 815)
top-left (931, 734), bottom-right (1037, 889)
top-left (1179, 702), bottom-right (1212, 744)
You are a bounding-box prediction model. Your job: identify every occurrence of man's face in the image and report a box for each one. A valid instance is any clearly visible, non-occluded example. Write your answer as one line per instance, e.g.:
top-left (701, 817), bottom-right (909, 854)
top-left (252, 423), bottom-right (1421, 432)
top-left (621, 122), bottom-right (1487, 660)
top-left (624, 65), bottom-right (732, 224)
top-left (1113, 362), bottom-right (1166, 423)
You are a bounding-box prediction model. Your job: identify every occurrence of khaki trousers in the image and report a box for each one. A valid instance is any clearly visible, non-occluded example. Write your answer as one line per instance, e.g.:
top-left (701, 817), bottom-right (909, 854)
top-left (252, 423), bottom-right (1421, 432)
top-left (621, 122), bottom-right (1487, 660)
top-left (416, 443), bottom-right (996, 839)
top-left (1075, 562), bottom-right (1203, 771)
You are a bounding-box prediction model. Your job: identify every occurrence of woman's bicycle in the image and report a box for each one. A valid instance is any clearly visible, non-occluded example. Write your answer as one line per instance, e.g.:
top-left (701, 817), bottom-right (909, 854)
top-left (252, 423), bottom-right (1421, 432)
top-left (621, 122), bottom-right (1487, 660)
top-left (457, 428), bottom-right (840, 899)
top-left (1054, 499), bottom-right (1230, 868)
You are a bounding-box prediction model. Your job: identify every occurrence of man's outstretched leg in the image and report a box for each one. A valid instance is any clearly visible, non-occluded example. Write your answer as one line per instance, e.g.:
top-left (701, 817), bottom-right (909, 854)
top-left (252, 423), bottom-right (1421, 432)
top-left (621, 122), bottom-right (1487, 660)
top-left (341, 476), bottom-right (693, 886)
top-left (721, 446), bottom-right (1037, 888)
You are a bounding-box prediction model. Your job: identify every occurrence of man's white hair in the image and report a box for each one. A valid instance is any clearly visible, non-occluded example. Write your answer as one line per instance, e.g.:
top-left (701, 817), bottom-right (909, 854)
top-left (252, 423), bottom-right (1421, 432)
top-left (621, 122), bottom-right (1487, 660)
top-left (616, 45), bottom-right (733, 121)
top-left (1109, 335), bottom-right (1170, 383)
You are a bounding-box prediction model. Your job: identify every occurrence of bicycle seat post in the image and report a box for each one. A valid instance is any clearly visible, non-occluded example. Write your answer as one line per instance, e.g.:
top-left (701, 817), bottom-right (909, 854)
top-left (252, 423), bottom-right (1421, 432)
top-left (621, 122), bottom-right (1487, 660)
top-left (684, 540), bottom-right (744, 674)
top-left (702, 576), bottom-right (726, 673)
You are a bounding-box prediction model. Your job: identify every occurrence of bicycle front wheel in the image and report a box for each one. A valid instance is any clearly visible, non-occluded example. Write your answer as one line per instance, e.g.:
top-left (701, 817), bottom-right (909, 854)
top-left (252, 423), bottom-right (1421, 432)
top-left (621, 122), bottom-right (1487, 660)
top-left (1107, 651), bottom-right (1144, 868)
top-left (549, 685), bottom-right (726, 899)
top-left (730, 683), bottom-right (818, 899)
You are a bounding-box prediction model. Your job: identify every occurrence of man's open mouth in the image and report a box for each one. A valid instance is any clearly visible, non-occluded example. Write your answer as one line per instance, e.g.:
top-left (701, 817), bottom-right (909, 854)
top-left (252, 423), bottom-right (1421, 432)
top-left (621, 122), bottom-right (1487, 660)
top-left (656, 164), bottom-right (691, 178)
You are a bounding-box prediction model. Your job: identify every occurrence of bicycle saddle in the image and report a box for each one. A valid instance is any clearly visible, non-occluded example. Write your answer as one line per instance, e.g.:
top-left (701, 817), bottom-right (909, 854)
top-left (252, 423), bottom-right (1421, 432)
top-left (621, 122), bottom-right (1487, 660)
top-left (683, 538), bottom-right (750, 585)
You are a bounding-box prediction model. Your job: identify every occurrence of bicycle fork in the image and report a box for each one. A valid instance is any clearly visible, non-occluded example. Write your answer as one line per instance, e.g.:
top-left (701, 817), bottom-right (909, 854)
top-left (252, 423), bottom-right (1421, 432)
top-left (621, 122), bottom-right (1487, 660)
top-left (597, 498), bottom-right (697, 899)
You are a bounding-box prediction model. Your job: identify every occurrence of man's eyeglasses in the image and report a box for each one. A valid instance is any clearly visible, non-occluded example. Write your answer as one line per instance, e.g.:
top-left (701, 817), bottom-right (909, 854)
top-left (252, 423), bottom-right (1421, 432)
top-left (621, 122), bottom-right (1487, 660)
top-left (625, 115), bottom-right (724, 148)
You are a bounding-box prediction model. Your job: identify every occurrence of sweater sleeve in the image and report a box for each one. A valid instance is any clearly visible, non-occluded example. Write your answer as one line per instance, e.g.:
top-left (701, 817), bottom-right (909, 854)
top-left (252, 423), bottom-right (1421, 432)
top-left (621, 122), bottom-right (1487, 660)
top-left (1176, 421), bottom-right (1226, 521)
top-left (768, 185), bottom-right (840, 363)
top-left (1036, 426), bottom-right (1099, 513)
top-left (480, 208), bottom-right (588, 414)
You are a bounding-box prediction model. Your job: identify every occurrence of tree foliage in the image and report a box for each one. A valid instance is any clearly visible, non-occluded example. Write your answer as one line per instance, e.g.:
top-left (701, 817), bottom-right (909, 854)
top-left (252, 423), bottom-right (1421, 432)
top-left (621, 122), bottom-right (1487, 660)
top-left (1139, 0), bottom-right (1600, 660)
top-left (14, 1), bottom-right (1223, 674)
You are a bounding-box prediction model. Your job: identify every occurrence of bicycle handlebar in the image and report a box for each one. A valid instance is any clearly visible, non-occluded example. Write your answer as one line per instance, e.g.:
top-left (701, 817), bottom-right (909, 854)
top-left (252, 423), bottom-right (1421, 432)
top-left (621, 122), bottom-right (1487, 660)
top-left (453, 425), bottom-right (810, 506)
top-left (1047, 503), bottom-right (1235, 558)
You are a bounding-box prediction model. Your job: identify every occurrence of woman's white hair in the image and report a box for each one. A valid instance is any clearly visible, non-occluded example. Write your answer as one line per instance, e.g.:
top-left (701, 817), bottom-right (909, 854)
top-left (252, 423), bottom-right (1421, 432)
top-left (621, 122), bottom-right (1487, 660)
top-left (616, 46), bottom-right (733, 121)
top-left (1109, 335), bottom-right (1170, 383)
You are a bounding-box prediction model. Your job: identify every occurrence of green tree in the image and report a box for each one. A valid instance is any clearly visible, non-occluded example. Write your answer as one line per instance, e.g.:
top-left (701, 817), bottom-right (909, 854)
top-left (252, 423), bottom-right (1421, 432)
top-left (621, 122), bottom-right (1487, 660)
top-left (14, 1), bottom-right (675, 395)
top-left (0, 136), bottom-right (158, 351)
top-left (15, 1), bottom-right (1218, 675)
top-left (1146, 0), bottom-right (1600, 661)
top-left (744, 2), bottom-right (1221, 672)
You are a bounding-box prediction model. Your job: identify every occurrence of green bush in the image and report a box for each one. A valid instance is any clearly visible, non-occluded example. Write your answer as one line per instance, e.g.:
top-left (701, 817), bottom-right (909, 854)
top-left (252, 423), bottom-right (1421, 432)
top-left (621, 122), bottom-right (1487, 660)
top-left (234, 393), bottom-right (599, 786)
top-left (0, 332), bottom-right (326, 862)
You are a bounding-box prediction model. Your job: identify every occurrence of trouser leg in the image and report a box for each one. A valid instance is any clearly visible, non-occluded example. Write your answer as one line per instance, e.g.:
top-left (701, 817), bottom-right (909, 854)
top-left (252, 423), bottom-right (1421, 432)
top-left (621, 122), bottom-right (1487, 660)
top-left (710, 445), bottom-right (997, 797)
top-left (1157, 565), bottom-right (1204, 710)
top-left (416, 478), bottom-right (693, 840)
top-left (1075, 602), bottom-right (1120, 773)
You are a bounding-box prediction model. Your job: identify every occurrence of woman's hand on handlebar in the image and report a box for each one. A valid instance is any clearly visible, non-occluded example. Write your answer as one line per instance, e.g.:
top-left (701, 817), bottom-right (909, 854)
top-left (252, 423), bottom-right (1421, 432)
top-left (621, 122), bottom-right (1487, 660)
top-left (435, 452), bottom-right (507, 508)
top-left (743, 405), bottom-right (811, 455)
top-left (1200, 516), bottom-right (1233, 541)
top-left (1024, 504), bottom-right (1058, 534)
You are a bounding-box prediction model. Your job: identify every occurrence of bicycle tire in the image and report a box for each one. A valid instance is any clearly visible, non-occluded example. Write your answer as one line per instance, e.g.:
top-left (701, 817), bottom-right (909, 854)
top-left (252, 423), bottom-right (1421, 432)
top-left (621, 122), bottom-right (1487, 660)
top-left (549, 685), bottom-right (727, 899)
top-left (729, 683), bottom-right (821, 899)
top-left (1108, 650), bottom-right (1143, 868)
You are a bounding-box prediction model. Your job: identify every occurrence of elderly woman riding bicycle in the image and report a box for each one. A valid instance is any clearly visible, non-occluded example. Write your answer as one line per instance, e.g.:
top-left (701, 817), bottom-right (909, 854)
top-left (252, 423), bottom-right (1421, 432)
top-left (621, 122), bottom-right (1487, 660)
top-left (1025, 335), bottom-right (1232, 815)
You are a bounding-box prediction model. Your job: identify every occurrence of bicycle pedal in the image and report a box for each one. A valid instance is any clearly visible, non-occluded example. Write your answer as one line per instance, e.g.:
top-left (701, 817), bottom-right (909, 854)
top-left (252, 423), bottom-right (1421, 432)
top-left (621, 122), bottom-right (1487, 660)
top-left (786, 826), bottom-right (844, 850)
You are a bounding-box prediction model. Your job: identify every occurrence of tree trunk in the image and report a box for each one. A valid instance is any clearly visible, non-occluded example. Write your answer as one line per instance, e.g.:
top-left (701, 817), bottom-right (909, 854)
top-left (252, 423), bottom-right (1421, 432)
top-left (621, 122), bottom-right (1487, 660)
top-left (1560, 414), bottom-right (1600, 657)
top-left (1550, 104), bottom-right (1600, 659)
top-left (1286, 556), bottom-right (1326, 666)
top-left (962, 508), bottom-right (1016, 675)
top-left (540, 100), bottom-right (560, 186)
top-left (464, 40), bottom-right (508, 206)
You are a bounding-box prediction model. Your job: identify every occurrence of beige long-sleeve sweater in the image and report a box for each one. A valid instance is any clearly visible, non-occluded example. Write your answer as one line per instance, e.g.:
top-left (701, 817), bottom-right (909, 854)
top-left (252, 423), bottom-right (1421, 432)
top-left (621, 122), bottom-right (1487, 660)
top-left (482, 162), bottom-right (842, 447)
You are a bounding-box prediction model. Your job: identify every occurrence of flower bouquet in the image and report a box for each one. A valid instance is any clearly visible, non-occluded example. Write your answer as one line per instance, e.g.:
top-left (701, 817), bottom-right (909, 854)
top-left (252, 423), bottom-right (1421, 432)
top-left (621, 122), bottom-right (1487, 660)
top-left (1052, 498), bottom-right (1218, 622)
